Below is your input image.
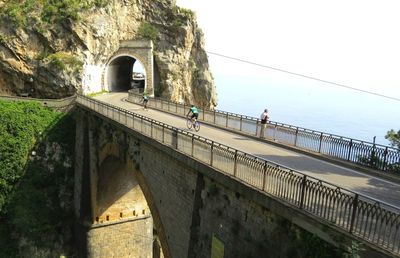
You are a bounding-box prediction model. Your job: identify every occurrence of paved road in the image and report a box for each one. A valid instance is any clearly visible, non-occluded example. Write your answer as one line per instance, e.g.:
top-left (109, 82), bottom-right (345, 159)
top-left (94, 93), bottom-right (400, 208)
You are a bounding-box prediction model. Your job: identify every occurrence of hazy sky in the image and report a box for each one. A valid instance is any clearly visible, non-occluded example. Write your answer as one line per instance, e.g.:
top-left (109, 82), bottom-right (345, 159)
top-left (176, 0), bottom-right (400, 100)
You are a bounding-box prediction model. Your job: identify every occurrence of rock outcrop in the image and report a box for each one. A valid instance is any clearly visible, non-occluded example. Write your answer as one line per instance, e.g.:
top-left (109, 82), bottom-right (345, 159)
top-left (0, 0), bottom-right (217, 108)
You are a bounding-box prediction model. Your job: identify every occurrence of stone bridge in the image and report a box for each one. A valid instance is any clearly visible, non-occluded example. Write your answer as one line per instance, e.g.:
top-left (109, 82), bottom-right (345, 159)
top-left (74, 95), bottom-right (398, 258)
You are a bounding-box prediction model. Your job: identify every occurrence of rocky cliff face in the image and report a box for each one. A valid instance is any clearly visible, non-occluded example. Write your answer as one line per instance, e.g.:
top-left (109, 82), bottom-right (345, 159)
top-left (0, 0), bottom-right (217, 108)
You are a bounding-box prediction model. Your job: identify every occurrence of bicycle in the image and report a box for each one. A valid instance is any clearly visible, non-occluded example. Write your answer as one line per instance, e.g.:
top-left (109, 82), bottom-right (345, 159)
top-left (187, 117), bottom-right (200, 132)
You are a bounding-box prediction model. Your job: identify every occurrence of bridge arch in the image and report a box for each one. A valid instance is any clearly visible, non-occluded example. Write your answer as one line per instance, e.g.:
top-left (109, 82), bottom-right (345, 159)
top-left (90, 142), bottom-right (168, 257)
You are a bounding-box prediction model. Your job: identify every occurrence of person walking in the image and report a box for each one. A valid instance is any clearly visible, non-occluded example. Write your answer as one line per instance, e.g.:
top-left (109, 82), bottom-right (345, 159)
top-left (260, 109), bottom-right (269, 138)
top-left (143, 92), bottom-right (149, 110)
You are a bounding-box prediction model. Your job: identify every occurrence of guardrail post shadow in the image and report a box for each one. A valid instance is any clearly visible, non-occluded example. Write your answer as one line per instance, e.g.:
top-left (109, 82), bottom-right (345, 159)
top-left (191, 134), bottom-right (194, 156)
top-left (382, 147), bottom-right (388, 171)
top-left (294, 128), bottom-right (299, 147)
top-left (262, 161), bottom-right (268, 190)
top-left (347, 139), bottom-right (353, 161)
top-left (150, 120), bottom-right (153, 138)
top-left (233, 150), bottom-right (238, 177)
top-left (210, 141), bottom-right (214, 166)
top-left (255, 121), bottom-right (259, 137)
top-left (318, 133), bottom-right (323, 153)
top-left (172, 129), bottom-right (178, 150)
top-left (213, 110), bottom-right (216, 124)
top-left (349, 194), bottom-right (359, 234)
top-left (162, 127), bottom-right (165, 143)
top-left (299, 175), bottom-right (307, 209)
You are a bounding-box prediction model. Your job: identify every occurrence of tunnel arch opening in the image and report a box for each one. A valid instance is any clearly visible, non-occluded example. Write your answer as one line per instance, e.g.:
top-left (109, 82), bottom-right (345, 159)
top-left (105, 54), bottom-right (147, 93)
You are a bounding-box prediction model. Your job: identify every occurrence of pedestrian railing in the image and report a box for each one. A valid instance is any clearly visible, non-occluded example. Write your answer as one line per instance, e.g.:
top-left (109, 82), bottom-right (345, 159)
top-left (127, 91), bottom-right (400, 172)
top-left (78, 94), bottom-right (400, 255)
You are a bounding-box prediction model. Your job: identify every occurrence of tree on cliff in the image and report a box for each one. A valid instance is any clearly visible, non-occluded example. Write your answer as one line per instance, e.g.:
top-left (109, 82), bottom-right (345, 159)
top-left (385, 129), bottom-right (400, 149)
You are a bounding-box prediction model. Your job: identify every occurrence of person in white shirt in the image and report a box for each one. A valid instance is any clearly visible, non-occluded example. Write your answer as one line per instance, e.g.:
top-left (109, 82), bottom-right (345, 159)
top-left (260, 109), bottom-right (269, 138)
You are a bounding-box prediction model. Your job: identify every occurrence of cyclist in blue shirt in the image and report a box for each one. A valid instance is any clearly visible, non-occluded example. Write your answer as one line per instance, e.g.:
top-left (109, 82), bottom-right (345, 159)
top-left (187, 105), bottom-right (199, 122)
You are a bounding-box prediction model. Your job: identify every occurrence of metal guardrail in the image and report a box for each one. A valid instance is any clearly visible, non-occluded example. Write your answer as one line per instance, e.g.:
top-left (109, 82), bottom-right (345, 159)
top-left (78, 94), bottom-right (400, 255)
top-left (127, 91), bottom-right (400, 173)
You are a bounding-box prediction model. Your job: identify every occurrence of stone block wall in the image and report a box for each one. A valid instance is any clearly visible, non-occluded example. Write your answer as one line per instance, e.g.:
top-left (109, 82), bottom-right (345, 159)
top-left (87, 218), bottom-right (153, 258)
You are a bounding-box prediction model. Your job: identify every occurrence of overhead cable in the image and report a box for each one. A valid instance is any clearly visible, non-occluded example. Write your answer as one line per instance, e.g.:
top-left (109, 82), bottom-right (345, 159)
top-left (206, 51), bottom-right (400, 102)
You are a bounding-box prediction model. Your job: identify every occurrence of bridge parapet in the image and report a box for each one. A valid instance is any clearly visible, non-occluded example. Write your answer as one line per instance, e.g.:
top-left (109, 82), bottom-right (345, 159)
top-left (78, 94), bottom-right (400, 256)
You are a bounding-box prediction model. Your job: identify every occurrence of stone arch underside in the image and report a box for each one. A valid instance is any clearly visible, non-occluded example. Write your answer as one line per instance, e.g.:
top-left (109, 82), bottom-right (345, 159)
top-left (96, 155), bottom-right (148, 221)
top-left (91, 142), bottom-right (166, 257)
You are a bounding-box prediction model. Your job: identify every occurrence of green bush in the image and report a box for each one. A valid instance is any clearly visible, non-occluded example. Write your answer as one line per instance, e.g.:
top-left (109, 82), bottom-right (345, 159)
top-left (137, 22), bottom-right (159, 41)
top-left (0, 100), bottom-right (75, 256)
top-left (0, 101), bottom-right (63, 213)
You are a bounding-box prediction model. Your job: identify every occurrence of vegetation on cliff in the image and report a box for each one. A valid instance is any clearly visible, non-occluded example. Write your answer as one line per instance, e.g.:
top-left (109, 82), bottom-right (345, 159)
top-left (0, 100), bottom-right (75, 257)
top-left (0, 0), bottom-right (107, 27)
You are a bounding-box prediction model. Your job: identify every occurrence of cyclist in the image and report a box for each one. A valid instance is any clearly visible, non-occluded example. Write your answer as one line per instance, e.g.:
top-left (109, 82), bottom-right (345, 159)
top-left (187, 104), bottom-right (199, 123)
top-left (143, 92), bottom-right (149, 109)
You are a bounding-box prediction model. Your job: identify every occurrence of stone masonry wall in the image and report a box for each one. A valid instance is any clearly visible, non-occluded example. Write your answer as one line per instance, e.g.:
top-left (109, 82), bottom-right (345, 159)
top-left (87, 218), bottom-right (153, 258)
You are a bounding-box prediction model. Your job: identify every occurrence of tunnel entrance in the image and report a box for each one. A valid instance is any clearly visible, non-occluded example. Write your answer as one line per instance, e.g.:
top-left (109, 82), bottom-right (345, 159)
top-left (106, 55), bottom-right (146, 92)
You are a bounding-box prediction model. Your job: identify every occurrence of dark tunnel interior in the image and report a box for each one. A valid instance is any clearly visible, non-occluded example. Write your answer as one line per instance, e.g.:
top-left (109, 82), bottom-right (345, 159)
top-left (107, 56), bottom-right (145, 92)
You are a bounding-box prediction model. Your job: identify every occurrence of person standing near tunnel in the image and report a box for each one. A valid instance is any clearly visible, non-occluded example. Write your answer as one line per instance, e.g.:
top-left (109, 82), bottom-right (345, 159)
top-left (143, 92), bottom-right (149, 110)
top-left (260, 108), bottom-right (269, 138)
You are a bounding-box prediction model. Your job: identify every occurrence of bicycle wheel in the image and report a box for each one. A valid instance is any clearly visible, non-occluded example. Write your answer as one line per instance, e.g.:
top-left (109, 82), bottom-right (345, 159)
top-left (194, 121), bottom-right (200, 132)
top-left (187, 118), bottom-right (193, 130)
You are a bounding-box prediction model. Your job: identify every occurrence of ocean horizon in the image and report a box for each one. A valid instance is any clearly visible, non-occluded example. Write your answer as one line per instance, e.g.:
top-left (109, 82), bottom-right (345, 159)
top-left (214, 68), bottom-right (400, 147)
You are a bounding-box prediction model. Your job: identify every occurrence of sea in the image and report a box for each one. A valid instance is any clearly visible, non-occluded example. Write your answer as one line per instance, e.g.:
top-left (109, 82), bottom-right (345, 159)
top-left (212, 59), bottom-right (400, 147)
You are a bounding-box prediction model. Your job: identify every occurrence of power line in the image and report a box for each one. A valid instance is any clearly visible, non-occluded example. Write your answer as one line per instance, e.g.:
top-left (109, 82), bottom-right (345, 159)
top-left (206, 51), bottom-right (400, 102)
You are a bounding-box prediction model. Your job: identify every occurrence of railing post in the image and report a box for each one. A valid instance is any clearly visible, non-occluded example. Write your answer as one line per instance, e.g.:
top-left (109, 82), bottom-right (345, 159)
top-left (299, 175), bottom-right (307, 209)
top-left (162, 126), bottom-right (165, 143)
top-left (240, 117), bottom-right (243, 131)
top-left (382, 147), bottom-right (388, 171)
top-left (294, 127), bottom-right (299, 147)
top-left (191, 134), bottom-right (194, 156)
top-left (262, 161), bottom-right (267, 190)
top-left (233, 150), bottom-right (238, 177)
top-left (255, 120), bottom-right (259, 136)
top-left (213, 110), bottom-right (216, 124)
top-left (175, 102), bottom-right (178, 113)
top-left (347, 139), bottom-right (353, 161)
top-left (349, 194), bottom-right (359, 234)
top-left (318, 133), bottom-right (323, 153)
top-left (210, 141), bottom-right (214, 166)
top-left (151, 120), bottom-right (153, 138)
top-left (225, 113), bottom-right (229, 127)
